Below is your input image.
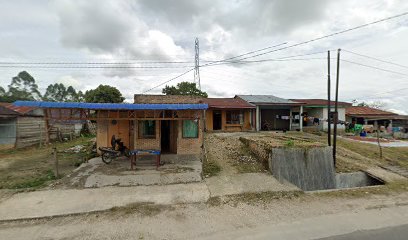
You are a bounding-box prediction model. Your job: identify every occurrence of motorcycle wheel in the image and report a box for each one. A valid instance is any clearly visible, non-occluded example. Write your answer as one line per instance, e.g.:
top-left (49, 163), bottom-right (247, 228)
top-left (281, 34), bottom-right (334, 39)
top-left (101, 152), bottom-right (114, 164)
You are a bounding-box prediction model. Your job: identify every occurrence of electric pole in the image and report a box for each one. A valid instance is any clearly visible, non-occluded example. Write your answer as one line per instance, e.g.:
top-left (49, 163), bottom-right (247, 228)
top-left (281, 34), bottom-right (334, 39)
top-left (327, 50), bottom-right (331, 147)
top-left (333, 48), bottom-right (341, 166)
top-left (194, 37), bottom-right (201, 90)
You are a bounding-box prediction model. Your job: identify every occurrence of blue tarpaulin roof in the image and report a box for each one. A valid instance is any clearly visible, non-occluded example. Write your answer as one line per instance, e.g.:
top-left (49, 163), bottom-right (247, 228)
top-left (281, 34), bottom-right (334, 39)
top-left (13, 101), bottom-right (208, 110)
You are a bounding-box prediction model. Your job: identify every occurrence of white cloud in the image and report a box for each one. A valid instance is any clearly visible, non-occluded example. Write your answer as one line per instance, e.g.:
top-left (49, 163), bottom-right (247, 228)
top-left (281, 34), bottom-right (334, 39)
top-left (0, 0), bottom-right (408, 113)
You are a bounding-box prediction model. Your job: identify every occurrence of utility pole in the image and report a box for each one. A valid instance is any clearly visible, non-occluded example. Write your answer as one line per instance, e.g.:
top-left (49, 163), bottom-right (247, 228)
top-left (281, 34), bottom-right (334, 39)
top-left (327, 50), bottom-right (331, 147)
top-left (333, 48), bottom-right (341, 166)
top-left (194, 37), bottom-right (201, 90)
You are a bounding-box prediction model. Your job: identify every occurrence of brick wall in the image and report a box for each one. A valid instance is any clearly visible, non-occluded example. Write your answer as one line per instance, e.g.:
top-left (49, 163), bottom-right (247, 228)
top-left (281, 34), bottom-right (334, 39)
top-left (133, 119), bottom-right (203, 155)
top-left (134, 120), bottom-right (160, 150)
top-left (176, 120), bottom-right (203, 154)
top-left (134, 94), bottom-right (203, 104)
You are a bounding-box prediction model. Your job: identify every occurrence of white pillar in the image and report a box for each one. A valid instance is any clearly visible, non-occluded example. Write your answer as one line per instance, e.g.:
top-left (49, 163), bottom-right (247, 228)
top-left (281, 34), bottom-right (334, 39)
top-left (256, 106), bottom-right (260, 131)
top-left (299, 105), bottom-right (303, 131)
top-left (289, 108), bottom-right (292, 131)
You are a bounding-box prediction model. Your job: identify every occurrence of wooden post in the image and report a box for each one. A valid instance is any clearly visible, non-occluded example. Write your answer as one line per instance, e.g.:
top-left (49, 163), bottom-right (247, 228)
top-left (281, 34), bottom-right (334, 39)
top-left (53, 147), bottom-right (59, 178)
top-left (44, 109), bottom-right (51, 144)
top-left (376, 128), bottom-right (383, 159)
top-left (39, 123), bottom-right (43, 148)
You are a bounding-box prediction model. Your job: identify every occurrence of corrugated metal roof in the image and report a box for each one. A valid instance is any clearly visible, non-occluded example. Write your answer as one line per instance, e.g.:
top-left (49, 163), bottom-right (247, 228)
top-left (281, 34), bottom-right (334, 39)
top-left (0, 102), bottom-right (39, 115)
top-left (291, 99), bottom-right (352, 107)
top-left (201, 98), bottom-right (255, 109)
top-left (236, 95), bottom-right (302, 105)
top-left (13, 101), bottom-right (208, 110)
top-left (346, 106), bottom-right (398, 116)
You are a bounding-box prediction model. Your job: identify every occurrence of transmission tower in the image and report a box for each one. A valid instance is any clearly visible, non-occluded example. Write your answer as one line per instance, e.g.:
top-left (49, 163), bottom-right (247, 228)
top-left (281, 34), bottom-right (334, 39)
top-left (194, 37), bottom-right (201, 90)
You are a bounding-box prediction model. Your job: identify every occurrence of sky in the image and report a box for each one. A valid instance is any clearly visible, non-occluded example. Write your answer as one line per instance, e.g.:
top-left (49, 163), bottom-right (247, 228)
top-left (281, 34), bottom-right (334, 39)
top-left (0, 0), bottom-right (407, 114)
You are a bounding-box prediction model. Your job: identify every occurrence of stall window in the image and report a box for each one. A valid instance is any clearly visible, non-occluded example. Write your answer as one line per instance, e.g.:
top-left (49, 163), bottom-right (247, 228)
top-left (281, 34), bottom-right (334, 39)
top-left (226, 110), bottom-right (243, 124)
top-left (138, 120), bottom-right (156, 138)
top-left (183, 120), bottom-right (198, 138)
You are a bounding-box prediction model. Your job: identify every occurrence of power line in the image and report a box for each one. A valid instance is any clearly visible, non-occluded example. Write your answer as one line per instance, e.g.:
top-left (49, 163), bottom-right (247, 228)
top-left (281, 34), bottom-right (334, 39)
top-left (0, 60), bottom-right (195, 64)
top-left (142, 68), bottom-right (195, 94)
top-left (341, 59), bottom-right (408, 77)
top-left (200, 50), bottom-right (332, 67)
top-left (209, 11), bottom-right (408, 63)
top-left (346, 87), bottom-right (408, 101)
top-left (0, 65), bottom-right (194, 69)
top-left (342, 49), bottom-right (408, 69)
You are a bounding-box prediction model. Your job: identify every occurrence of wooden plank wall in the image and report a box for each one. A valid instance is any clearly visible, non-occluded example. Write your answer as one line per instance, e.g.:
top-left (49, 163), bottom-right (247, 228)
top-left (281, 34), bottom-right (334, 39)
top-left (15, 117), bottom-right (46, 148)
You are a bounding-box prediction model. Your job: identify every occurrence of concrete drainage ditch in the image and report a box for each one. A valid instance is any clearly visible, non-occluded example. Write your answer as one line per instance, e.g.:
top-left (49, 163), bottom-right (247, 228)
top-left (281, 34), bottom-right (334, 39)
top-left (268, 147), bottom-right (384, 191)
top-left (335, 171), bottom-right (384, 189)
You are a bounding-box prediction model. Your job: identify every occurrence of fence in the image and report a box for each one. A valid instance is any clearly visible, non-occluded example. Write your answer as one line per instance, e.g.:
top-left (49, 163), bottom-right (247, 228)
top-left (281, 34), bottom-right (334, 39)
top-left (0, 122), bottom-right (84, 150)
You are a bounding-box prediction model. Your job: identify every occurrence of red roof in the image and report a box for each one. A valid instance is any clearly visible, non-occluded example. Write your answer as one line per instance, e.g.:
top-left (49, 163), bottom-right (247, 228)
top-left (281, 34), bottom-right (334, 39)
top-left (346, 106), bottom-right (398, 116)
top-left (0, 102), bottom-right (39, 115)
top-left (291, 99), bottom-right (352, 107)
top-left (201, 98), bottom-right (255, 109)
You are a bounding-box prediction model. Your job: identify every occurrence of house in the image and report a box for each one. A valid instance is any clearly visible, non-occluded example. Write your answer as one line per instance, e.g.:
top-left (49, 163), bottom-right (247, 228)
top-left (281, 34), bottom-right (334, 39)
top-left (0, 102), bottom-right (85, 149)
top-left (236, 95), bottom-right (305, 131)
top-left (345, 106), bottom-right (399, 129)
top-left (291, 99), bottom-right (352, 132)
top-left (13, 98), bottom-right (208, 156)
top-left (0, 102), bottom-right (46, 149)
top-left (201, 98), bottom-right (255, 131)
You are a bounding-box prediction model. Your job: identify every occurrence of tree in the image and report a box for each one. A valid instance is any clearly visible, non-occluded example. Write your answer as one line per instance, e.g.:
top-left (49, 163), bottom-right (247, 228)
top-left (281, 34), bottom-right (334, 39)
top-left (43, 83), bottom-right (83, 102)
top-left (357, 101), bottom-right (385, 109)
top-left (162, 82), bottom-right (208, 97)
top-left (84, 85), bottom-right (125, 103)
top-left (6, 71), bottom-right (42, 101)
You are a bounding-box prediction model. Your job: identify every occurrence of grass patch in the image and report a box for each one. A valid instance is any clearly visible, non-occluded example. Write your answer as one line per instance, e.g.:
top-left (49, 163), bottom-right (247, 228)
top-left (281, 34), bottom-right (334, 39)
top-left (109, 202), bottom-right (174, 216)
top-left (336, 138), bottom-right (408, 170)
top-left (0, 136), bottom-right (96, 189)
top-left (203, 160), bottom-right (221, 177)
top-left (313, 180), bottom-right (408, 198)
top-left (208, 191), bottom-right (304, 206)
top-left (6, 170), bottom-right (57, 189)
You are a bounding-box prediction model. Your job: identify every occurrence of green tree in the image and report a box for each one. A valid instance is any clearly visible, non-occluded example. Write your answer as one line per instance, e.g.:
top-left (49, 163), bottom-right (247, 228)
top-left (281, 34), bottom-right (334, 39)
top-left (7, 71), bottom-right (42, 101)
top-left (84, 85), bottom-right (125, 103)
top-left (43, 83), bottom-right (83, 102)
top-left (162, 82), bottom-right (208, 97)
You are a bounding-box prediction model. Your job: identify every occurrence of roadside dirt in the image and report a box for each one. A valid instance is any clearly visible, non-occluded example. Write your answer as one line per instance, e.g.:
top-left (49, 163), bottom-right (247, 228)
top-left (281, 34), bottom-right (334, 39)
top-left (204, 133), bottom-right (265, 176)
top-left (1, 191), bottom-right (407, 240)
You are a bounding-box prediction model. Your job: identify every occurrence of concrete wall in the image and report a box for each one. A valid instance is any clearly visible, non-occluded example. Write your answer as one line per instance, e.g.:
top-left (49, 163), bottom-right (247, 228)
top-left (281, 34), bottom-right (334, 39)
top-left (269, 146), bottom-right (335, 191)
top-left (302, 107), bottom-right (346, 131)
top-left (335, 171), bottom-right (383, 189)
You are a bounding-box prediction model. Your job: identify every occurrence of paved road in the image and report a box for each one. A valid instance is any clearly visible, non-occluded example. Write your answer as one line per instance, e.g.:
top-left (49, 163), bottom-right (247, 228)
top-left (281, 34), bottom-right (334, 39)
top-left (318, 224), bottom-right (408, 240)
top-left (203, 205), bottom-right (408, 240)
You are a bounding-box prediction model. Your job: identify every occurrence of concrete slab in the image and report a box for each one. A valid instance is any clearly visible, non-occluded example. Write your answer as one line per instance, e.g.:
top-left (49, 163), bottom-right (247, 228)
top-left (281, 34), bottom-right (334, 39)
top-left (62, 155), bottom-right (202, 188)
top-left (205, 173), bottom-right (300, 197)
top-left (0, 183), bottom-right (210, 221)
top-left (365, 167), bottom-right (407, 183)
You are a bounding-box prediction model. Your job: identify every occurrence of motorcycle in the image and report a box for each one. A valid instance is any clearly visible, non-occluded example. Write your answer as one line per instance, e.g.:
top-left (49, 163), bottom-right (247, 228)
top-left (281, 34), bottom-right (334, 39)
top-left (98, 135), bottom-right (130, 164)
